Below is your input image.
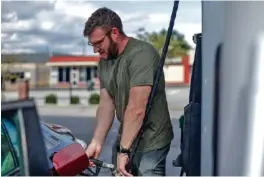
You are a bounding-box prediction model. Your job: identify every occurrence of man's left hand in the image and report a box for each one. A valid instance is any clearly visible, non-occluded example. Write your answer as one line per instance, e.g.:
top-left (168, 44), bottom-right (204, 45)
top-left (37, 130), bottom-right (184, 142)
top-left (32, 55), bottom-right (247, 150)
top-left (117, 153), bottom-right (133, 176)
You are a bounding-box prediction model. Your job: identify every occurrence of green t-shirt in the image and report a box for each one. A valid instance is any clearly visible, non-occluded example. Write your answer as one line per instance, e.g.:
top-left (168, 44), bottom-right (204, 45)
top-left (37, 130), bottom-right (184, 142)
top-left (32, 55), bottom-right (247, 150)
top-left (98, 37), bottom-right (174, 152)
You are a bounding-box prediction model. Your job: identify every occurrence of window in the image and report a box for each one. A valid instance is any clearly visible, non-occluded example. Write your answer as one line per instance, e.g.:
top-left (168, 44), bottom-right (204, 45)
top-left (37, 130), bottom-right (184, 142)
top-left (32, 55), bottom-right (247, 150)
top-left (93, 66), bottom-right (98, 78)
top-left (79, 67), bottom-right (86, 82)
top-left (58, 67), bottom-right (70, 82)
top-left (65, 67), bottom-right (70, 82)
top-left (3, 118), bottom-right (20, 159)
top-left (58, 67), bottom-right (64, 82)
top-left (86, 67), bottom-right (91, 81)
top-left (1, 111), bottom-right (23, 176)
top-left (1, 117), bottom-right (21, 176)
top-left (4, 72), bottom-right (25, 84)
top-left (1, 127), bottom-right (16, 176)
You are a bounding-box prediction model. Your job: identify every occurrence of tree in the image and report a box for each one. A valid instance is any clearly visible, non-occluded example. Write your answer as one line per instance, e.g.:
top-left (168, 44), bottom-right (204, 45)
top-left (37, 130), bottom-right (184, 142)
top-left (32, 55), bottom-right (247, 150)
top-left (1, 55), bottom-right (23, 99)
top-left (136, 28), bottom-right (192, 59)
top-left (1, 55), bottom-right (22, 83)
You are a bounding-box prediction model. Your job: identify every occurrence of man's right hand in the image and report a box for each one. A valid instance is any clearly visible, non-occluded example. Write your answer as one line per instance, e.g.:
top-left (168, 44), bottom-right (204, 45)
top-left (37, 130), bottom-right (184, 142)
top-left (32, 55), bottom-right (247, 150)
top-left (85, 139), bottom-right (103, 167)
top-left (85, 89), bottom-right (115, 167)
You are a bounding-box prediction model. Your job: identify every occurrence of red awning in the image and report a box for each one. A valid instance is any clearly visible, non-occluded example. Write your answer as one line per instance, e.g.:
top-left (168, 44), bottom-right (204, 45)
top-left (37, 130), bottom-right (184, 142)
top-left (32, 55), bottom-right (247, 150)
top-left (48, 56), bottom-right (100, 63)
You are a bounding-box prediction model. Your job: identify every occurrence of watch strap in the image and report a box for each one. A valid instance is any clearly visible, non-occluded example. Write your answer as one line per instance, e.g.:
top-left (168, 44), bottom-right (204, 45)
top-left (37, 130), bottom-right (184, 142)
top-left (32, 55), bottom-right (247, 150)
top-left (116, 144), bottom-right (130, 154)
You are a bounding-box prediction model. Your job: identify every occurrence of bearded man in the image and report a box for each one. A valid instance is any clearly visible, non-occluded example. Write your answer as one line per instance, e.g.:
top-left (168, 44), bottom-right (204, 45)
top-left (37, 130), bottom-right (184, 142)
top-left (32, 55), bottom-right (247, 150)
top-left (83, 7), bottom-right (174, 176)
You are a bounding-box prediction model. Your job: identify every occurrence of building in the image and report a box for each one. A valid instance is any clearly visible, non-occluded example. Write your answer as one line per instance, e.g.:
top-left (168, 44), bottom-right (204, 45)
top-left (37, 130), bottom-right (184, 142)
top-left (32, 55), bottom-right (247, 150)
top-left (1, 53), bottom-right (50, 91)
top-left (46, 55), bottom-right (99, 88)
top-left (164, 55), bottom-right (192, 86)
top-left (1, 50), bottom-right (194, 91)
top-left (46, 51), bottom-right (195, 88)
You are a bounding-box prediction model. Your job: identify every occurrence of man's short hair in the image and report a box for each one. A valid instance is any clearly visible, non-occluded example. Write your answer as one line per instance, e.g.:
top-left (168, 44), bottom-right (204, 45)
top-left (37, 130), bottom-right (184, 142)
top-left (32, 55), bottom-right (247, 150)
top-left (83, 7), bottom-right (124, 36)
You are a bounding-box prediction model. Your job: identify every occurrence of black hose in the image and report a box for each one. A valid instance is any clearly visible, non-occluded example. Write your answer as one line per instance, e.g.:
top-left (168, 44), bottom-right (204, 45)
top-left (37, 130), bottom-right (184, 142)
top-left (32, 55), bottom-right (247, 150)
top-left (129, 0), bottom-right (180, 170)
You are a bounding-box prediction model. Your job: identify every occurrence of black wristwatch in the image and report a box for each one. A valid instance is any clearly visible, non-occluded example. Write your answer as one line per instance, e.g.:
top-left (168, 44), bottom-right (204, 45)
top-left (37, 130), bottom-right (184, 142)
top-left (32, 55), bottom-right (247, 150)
top-left (116, 144), bottom-right (131, 154)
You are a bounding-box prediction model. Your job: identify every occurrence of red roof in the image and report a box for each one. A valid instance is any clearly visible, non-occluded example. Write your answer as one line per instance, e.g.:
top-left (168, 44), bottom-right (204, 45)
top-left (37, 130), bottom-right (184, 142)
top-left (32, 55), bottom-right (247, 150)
top-left (48, 56), bottom-right (100, 63)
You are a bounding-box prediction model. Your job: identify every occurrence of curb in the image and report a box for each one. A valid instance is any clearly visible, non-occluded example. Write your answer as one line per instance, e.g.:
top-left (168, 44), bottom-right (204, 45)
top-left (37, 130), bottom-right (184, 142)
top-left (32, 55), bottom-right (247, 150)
top-left (168, 106), bottom-right (184, 111)
top-left (38, 105), bottom-right (184, 119)
top-left (37, 104), bottom-right (99, 108)
top-left (38, 105), bottom-right (184, 110)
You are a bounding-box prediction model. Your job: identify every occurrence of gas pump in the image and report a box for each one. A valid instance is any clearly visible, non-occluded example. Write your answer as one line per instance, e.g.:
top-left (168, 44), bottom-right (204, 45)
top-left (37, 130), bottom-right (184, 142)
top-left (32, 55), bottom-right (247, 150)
top-left (205, 1), bottom-right (264, 176)
top-left (175, 1), bottom-right (264, 176)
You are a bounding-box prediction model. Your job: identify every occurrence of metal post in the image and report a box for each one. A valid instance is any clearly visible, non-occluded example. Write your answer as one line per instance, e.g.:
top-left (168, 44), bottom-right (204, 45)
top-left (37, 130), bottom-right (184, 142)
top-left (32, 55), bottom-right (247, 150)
top-left (1, 76), bottom-right (6, 101)
top-left (216, 1), bottom-right (264, 176)
top-left (18, 79), bottom-right (29, 100)
top-left (69, 68), bottom-right (72, 104)
top-left (200, 1), bottom-right (225, 176)
top-left (245, 33), bottom-right (264, 177)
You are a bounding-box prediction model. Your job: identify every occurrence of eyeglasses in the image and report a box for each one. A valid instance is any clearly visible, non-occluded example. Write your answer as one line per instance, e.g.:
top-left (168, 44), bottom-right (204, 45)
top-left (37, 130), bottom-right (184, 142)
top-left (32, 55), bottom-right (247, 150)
top-left (88, 30), bottom-right (112, 48)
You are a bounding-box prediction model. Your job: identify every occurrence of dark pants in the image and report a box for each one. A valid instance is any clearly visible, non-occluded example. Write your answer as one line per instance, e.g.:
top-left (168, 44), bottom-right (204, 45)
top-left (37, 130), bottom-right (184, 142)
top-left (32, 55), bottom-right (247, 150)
top-left (112, 137), bottom-right (171, 176)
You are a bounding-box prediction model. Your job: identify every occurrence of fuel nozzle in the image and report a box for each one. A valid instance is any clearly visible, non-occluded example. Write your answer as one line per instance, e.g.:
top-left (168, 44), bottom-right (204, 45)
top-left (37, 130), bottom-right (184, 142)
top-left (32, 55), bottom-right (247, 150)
top-left (89, 159), bottom-right (120, 176)
top-left (89, 159), bottom-right (115, 169)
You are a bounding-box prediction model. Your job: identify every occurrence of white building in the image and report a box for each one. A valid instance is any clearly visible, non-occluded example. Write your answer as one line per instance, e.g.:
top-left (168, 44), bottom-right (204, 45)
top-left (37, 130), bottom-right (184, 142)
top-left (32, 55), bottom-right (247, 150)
top-left (46, 55), bottom-right (99, 88)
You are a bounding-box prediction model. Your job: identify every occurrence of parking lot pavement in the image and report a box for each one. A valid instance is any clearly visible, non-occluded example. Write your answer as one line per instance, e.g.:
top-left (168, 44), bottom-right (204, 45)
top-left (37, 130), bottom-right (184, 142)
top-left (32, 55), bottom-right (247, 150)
top-left (37, 105), bottom-right (98, 117)
top-left (37, 105), bottom-right (183, 119)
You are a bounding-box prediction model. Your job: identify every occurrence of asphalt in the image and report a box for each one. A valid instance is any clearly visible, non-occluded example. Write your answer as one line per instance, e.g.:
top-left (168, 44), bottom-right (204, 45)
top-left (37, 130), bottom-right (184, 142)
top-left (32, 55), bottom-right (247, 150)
top-left (40, 114), bottom-right (183, 176)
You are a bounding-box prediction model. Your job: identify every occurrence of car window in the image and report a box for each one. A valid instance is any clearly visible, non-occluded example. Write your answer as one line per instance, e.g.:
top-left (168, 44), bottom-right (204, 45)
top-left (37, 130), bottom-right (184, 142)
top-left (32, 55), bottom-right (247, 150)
top-left (1, 126), bottom-right (17, 176)
top-left (2, 118), bottom-right (20, 159)
top-left (1, 113), bottom-right (24, 176)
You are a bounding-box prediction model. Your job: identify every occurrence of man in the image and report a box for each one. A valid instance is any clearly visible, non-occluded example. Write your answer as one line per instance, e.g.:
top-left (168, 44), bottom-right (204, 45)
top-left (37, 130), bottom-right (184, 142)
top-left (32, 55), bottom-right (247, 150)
top-left (83, 7), bottom-right (174, 176)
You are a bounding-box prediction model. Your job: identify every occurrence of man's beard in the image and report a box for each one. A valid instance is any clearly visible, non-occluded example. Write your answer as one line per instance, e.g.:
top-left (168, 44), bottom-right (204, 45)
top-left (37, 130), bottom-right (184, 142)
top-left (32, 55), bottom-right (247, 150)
top-left (107, 37), bottom-right (118, 60)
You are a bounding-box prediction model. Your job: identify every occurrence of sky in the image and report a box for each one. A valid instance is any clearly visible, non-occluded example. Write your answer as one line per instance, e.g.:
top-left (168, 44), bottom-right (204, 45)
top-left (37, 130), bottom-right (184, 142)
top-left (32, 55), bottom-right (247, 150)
top-left (1, 0), bottom-right (201, 55)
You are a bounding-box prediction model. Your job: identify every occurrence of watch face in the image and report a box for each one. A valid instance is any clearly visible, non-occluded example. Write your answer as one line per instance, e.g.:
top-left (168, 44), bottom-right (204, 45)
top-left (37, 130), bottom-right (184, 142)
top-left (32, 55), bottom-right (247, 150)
top-left (116, 145), bottom-right (121, 152)
top-left (116, 144), bottom-right (130, 153)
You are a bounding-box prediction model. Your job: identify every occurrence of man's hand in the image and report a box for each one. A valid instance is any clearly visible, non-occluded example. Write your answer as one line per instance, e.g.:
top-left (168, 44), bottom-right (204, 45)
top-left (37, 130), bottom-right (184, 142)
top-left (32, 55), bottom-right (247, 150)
top-left (86, 88), bottom-right (115, 167)
top-left (117, 153), bottom-right (133, 176)
top-left (85, 139), bottom-right (103, 167)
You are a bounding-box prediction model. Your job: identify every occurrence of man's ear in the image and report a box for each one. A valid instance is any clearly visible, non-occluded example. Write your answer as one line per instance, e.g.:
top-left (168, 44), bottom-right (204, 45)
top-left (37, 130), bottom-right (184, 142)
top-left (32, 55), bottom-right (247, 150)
top-left (111, 27), bottom-right (119, 35)
top-left (111, 27), bottom-right (120, 42)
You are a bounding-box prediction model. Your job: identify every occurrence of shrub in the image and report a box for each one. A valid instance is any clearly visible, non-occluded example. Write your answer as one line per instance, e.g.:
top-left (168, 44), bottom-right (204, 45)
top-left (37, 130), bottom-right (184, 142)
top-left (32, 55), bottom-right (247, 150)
top-left (70, 96), bottom-right (80, 104)
top-left (89, 93), bottom-right (100, 105)
top-left (87, 81), bottom-right (95, 91)
top-left (45, 94), bottom-right (57, 104)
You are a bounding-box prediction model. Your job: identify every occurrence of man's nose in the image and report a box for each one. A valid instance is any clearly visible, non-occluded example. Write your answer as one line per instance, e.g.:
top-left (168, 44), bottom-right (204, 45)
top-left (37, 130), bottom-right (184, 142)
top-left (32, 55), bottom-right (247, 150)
top-left (93, 46), bottom-right (99, 53)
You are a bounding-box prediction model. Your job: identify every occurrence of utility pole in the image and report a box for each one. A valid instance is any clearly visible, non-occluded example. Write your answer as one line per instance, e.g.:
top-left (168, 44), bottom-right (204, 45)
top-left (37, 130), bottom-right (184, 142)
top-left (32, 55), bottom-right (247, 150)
top-left (47, 45), bottom-right (53, 57)
top-left (18, 79), bottom-right (29, 100)
top-left (82, 40), bottom-right (86, 56)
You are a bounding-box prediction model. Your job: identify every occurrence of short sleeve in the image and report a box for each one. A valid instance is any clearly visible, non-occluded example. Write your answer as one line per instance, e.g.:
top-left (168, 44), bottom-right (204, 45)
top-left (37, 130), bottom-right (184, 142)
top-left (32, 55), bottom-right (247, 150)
top-left (97, 61), bottom-right (105, 89)
top-left (129, 49), bottom-right (158, 88)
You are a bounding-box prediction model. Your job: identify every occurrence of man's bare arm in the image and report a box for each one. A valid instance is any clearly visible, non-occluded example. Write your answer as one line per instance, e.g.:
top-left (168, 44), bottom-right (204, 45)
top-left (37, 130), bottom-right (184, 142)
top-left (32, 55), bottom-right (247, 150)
top-left (92, 89), bottom-right (115, 145)
top-left (120, 86), bottom-right (151, 149)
